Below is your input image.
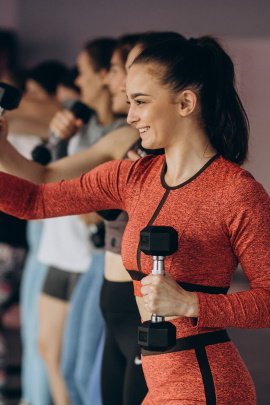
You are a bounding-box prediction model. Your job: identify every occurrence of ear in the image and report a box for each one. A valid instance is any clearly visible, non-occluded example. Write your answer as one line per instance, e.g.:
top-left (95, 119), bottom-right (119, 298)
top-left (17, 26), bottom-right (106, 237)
top-left (99, 68), bottom-right (109, 84)
top-left (177, 90), bottom-right (197, 117)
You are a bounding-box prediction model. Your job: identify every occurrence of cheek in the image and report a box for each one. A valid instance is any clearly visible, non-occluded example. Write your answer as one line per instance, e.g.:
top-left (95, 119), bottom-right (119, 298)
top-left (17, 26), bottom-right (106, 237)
top-left (112, 75), bottom-right (125, 92)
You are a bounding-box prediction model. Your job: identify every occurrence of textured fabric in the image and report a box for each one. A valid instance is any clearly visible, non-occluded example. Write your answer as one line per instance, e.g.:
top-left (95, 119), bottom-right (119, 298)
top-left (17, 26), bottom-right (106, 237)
top-left (141, 319), bottom-right (256, 404)
top-left (1, 155), bottom-right (270, 329)
top-left (1, 154), bottom-right (270, 403)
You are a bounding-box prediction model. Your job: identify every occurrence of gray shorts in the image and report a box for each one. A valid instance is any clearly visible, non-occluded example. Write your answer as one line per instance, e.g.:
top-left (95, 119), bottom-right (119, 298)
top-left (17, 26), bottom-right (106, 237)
top-left (42, 266), bottom-right (81, 301)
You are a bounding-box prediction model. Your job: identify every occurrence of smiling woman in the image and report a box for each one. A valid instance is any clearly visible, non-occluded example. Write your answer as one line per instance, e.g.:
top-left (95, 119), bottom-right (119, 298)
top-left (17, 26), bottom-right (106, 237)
top-left (0, 35), bottom-right (268, 405)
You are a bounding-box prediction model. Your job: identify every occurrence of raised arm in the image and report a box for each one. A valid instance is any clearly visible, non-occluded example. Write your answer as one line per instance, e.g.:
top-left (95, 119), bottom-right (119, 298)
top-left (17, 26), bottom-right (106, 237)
top-left (0, 158), bottom-right (133, 220)
top-left (0, 116), bottom-right (138, 184)
top-left (46, 125), bottom-right (139, 182)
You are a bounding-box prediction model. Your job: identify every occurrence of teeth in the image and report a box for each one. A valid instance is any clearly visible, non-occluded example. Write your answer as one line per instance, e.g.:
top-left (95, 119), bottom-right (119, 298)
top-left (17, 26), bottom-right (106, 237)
top-left (139, 128), bottom-right (148, 133)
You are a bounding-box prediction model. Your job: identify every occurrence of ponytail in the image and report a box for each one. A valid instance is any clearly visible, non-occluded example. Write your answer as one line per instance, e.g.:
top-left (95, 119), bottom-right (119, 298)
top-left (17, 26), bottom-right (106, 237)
top-left (133, 36), bottom-right (249, 165)
top-left (195, 37), bottom-right (249, 165)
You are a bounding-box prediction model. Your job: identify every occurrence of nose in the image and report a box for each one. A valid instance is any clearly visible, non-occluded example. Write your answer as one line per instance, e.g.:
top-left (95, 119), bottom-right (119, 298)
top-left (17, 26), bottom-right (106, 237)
top-left (120, 77), bottom-right (126, 93)
top-left (127, 104), bottom-right (139, 125)
top-left (75, 75), bottom-right (82, 89)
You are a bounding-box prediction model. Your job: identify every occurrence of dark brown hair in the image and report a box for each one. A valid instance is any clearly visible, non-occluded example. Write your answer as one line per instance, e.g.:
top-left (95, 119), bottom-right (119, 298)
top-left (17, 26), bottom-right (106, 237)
top-left (133, 36), bottom-right (249, 165)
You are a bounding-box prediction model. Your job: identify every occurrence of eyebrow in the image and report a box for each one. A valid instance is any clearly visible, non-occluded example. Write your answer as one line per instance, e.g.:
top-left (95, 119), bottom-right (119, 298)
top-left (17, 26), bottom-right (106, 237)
top-left (129, 92), bottom-right (150, 99)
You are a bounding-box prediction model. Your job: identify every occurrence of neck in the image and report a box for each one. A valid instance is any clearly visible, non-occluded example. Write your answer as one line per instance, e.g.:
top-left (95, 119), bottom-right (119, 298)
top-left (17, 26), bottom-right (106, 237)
top-left (164, 128), bottom-right (217, 188)
top-left (92, 90), bottom-right (115, 126)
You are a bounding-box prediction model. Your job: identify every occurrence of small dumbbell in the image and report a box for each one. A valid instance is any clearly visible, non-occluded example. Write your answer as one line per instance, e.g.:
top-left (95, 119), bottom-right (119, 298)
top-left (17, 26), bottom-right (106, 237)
top-left (0, 82), bottom-right (22, 116)
top-left (31, 101), bottom-right (93, 164)
top-left (138, 225), bottom-right (178, 351)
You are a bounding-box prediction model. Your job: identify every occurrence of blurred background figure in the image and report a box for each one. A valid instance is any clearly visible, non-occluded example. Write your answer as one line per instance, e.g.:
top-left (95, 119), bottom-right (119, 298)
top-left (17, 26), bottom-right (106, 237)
top-left (12, 61), bottom-right (68, 405)
top-left (35, 37), bottom-right (127, 405)
top-left (0, 61), bottom-right (67, 405)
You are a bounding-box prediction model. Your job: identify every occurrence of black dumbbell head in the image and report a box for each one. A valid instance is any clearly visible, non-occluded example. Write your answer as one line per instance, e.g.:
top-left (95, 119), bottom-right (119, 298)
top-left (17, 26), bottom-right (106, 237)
top-left (0, 82), bottom-right (22, 111)
top-left (139, 226), bottom-right (178, 256)
top-left (70, 101), bottom-right (92, 124)
top-left (138, 320), bottom-right (176, 351)
top-left (31, 145), bottom-right (52, 166)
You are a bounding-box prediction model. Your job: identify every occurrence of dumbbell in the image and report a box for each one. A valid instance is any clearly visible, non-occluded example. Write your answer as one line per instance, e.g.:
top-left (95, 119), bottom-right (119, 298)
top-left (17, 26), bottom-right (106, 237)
top-left (31, 101), bottom-right (93, 164)
top-left (0, 82), bottom-right (22, 116)
top-left (138, 225), bottom-right (178, 351)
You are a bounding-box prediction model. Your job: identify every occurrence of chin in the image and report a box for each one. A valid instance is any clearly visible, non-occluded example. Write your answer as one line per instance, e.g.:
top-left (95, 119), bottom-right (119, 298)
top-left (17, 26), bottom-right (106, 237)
top-left (113, 100), bottom-right (128, 115)
top-left (141, 139), bottom-right (160, 150)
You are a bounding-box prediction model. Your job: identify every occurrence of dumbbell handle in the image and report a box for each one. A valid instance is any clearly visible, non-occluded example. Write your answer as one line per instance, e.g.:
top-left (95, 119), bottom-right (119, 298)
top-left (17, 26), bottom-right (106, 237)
top-left (151, 255), bottom-right (166, 322)
top-left (152, 256), bottom-right (165, 275)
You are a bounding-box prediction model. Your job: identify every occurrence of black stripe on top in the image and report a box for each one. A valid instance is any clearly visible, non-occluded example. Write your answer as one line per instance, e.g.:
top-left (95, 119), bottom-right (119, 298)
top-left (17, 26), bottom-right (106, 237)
top-left (126, 270), bottom-right (229, 295)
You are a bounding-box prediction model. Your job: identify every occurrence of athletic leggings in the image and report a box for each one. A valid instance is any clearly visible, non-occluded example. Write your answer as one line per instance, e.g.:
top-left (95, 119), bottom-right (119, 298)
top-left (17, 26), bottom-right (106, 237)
top-left (141, 319), bottom-right (256, 405)
top-left (100, 278), bottom-right (148, 405)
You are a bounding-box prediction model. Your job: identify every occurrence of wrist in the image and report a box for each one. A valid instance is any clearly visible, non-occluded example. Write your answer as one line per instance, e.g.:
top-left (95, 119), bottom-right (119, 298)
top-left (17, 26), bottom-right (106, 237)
top-left (181, 291), bottom-right (199, 318)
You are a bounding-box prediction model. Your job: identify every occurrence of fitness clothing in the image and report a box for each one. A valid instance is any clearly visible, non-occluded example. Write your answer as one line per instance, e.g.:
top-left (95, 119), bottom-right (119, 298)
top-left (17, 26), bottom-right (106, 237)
top-left (0, 212), bottom-right (27, 249)
top-left (103, 139), bottom-right (162, 256)
top-left (99, 139), bottom-right (149, 404)
top-left (100, 278), bottom-right (148, 405)
top-left (42, 266), bottom-right (81, 301)
top-left (104, 211), bottom-right (128, 255)
top-left (1, 155), bottom-right (270, 404)
top-left (61, 252), bottom-right (105, 405)
top-left (38, 114), bottom-right (127, 274)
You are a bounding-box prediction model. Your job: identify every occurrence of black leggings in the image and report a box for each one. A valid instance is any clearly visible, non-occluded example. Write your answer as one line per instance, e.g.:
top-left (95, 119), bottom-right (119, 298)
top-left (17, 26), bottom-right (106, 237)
top-left (100, 278), bottom-right (148, 405)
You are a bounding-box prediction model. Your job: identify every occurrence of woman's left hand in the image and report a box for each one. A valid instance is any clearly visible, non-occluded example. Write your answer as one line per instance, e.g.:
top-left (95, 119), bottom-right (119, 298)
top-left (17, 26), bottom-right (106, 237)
top-left (140, 272), bottom-right (198, 318)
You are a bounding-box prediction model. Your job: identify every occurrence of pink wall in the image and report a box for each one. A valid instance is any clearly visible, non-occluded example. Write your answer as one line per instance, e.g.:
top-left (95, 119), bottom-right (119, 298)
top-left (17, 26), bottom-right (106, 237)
top-left (0, 0), bottom-right (18, 29)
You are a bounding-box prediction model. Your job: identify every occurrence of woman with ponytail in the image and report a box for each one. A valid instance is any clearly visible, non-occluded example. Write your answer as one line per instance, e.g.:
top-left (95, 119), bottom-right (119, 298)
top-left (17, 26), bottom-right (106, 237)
top-left (0, 36), bottom-right (269, 404)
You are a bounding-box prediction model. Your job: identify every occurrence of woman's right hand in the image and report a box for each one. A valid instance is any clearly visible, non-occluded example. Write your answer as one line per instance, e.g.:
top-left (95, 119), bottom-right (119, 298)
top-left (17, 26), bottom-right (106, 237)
top-left (0, 116), bottom-right (8, 142)
top-left (127, 149), bottom-right (147, 161)
top-left (49, 109), bottom-right (84, 140)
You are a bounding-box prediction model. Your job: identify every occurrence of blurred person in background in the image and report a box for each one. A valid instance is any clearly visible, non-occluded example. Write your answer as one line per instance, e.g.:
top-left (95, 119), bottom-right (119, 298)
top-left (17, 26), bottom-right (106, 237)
top-left (0, 61), bottom-right (67, 405)
top-left (58, 34), bottom-right (141, 405)
top-left (15, 61), bottom-right (67, 405)
top-left (35, 38), bottom-right (128, 405)
top-left (5, 61), bottom-right (66, 145)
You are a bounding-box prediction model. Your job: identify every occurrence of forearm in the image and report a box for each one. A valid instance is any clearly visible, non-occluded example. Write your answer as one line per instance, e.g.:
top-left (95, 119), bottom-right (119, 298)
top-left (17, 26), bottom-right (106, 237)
top-left (0, 159), bottom-right (127, 221)
top-left (196, 287), bottom-right (270, 329)
top-left (45, 146), bottom-right (110, 183)
top-left (0, 139), bottom-right (46, 184)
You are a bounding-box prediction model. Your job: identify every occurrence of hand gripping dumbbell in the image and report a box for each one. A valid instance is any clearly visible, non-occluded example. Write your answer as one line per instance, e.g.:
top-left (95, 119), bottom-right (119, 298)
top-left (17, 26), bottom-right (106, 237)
top-left (0, 82), bottom-right (22, 116)
top-left (32, 101), bottom-right (93, 164)
top-left (138, 225), bottom-right (178, 351)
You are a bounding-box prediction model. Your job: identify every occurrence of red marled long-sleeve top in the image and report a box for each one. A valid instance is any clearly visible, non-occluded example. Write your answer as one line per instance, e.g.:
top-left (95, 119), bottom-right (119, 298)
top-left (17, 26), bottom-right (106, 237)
top-left (1, 154), bottom-right (270, 331)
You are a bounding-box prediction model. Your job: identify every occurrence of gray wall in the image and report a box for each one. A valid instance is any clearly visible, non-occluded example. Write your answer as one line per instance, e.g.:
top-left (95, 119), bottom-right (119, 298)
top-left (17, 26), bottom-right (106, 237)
top-left (15, 0), bottom-right (270, 66)
top-left (0, 0), bottom-right (270, 191)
